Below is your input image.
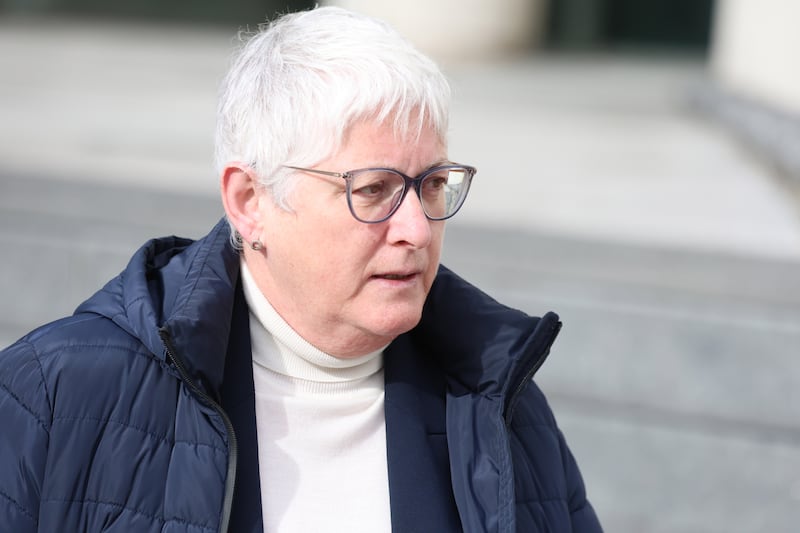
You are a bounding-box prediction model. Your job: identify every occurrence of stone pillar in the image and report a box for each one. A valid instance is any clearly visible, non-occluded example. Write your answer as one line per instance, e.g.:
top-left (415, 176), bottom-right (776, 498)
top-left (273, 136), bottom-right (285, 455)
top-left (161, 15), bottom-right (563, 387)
top-left (710, 0), bottom-right (800, 114)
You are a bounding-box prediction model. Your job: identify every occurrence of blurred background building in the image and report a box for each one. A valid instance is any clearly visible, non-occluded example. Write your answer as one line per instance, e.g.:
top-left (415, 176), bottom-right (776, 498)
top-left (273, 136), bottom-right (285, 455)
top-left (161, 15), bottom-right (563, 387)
top-left (1, 1), bottom-right (799, 532)
top-left (4, 0), bottom-right (796, 182)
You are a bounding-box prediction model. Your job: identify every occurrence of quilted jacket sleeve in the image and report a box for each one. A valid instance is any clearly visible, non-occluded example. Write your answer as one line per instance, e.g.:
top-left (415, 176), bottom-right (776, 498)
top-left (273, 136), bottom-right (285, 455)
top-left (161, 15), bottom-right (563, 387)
top-left (556, 424), bottom-right (603, 531)
top-left (509, 380), bottom-right (603, 532)
top-left (0, 339), bottom-right (51, 533)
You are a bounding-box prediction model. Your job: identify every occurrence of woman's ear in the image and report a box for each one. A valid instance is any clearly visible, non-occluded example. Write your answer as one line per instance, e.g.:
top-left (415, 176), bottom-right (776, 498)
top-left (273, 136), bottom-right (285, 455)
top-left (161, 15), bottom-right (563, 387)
top-left (220, 163), bottom-right (262, 243)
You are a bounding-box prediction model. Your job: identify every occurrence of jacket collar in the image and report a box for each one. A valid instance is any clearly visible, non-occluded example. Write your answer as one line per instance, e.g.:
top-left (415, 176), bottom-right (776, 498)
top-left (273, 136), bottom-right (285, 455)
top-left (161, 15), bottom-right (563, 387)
top-left (411, 265), bottom-right (561, 402)
top-left (385, 266), bottom-right (561, 532)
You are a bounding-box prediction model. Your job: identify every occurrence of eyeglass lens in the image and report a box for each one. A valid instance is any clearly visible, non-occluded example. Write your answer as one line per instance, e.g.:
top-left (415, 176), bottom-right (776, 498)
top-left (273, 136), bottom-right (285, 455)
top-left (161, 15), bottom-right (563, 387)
top-left (348, 167), bottom-right (471, 222)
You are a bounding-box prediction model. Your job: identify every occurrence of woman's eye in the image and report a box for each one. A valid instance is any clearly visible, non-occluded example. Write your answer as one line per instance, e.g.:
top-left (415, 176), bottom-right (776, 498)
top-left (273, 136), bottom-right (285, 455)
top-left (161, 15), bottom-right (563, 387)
top-left (423, 175), bottom-right (448, 193)
top-left (353, 180), bottom-right (387, 198)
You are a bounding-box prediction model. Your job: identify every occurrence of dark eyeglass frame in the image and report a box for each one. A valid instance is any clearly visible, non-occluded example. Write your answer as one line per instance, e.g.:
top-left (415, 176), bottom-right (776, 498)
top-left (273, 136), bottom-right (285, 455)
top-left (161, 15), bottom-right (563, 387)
top-left (285, 164), bottom-right (477, 224)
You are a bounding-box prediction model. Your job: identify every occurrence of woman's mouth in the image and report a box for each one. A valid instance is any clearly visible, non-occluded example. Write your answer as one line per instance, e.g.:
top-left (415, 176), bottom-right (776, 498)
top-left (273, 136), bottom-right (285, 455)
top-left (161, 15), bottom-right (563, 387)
top-left (379, 273), bottom-right (414, 280)
top-left (372, 270), bottom-right (420, 283)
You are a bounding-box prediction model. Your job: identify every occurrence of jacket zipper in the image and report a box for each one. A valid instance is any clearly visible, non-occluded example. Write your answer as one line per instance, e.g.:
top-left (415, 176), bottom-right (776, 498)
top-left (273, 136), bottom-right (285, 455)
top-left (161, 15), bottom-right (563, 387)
top-left (159, 328), bottom-right (238, 533)
top-left (503, 317), bottom-right (562, 427)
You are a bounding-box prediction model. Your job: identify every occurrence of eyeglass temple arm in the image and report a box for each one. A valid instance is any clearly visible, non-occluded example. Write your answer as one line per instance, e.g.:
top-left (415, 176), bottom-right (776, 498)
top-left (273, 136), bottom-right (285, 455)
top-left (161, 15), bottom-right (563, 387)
top-left (284, 166), bottom-right (346, 179)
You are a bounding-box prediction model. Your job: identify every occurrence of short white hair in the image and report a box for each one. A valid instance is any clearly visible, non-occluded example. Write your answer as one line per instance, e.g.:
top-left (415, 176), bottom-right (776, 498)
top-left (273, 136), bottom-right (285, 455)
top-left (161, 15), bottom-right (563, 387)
top-left (215, 6), bottom-right (452, 209)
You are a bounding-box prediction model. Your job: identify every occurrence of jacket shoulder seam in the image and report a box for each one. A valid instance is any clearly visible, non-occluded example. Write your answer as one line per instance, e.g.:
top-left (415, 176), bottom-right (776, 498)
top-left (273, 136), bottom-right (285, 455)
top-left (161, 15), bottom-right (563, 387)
top-left (0, 341), bottom-right (50, 433)
top-left (0, 381), bottom-right (48, 432)
top-left (27, 339), bottom-right (54, 417)
top-left (0, 487), bottom-right (37, 526)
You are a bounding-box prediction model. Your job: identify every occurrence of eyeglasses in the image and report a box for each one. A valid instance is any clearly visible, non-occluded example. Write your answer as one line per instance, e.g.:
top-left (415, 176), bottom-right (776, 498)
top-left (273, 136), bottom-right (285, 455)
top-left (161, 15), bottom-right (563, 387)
top-left (285, 164), bottom-right (476, 223)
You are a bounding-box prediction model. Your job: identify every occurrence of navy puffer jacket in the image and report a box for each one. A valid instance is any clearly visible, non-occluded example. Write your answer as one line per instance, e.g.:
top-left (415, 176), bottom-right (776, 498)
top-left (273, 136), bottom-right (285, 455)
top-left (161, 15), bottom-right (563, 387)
top-left (0, 219), bottom-right (602, 532)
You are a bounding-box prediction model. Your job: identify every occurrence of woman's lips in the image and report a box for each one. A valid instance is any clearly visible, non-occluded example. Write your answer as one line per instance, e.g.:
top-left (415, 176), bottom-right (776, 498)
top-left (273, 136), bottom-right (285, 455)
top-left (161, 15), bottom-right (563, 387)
top-left (377, 273), bottom-right (415, 280)
top-left (371, 270), bottom-right (420, 282)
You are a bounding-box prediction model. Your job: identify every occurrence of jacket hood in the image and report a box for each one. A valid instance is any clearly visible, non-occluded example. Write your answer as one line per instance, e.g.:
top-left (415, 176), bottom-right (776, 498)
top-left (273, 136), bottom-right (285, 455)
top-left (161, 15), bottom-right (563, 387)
top-left (75, 218), bottom-right (240, 392)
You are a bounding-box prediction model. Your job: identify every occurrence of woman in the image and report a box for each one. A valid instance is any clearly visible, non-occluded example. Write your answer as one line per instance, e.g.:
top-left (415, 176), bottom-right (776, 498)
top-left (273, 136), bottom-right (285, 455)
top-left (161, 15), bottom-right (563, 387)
top-left (0, 6), bottom-right (602, 532)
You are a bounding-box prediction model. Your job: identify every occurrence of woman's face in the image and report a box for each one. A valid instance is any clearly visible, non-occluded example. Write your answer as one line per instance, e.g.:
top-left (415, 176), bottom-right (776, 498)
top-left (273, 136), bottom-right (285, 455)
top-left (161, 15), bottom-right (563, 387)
top-left (246, 120), bottom-right (447, 357)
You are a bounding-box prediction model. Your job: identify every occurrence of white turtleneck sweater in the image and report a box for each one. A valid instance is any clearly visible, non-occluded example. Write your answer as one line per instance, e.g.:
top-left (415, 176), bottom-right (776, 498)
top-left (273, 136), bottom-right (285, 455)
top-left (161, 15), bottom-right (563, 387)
top-left (240, 262), bottom-right (392, 532)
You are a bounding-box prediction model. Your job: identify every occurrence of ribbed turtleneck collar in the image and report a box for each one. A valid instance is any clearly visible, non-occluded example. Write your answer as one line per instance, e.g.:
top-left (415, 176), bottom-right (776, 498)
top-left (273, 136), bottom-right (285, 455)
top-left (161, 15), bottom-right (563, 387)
top-left (240, 259), bottom-right (384, 383)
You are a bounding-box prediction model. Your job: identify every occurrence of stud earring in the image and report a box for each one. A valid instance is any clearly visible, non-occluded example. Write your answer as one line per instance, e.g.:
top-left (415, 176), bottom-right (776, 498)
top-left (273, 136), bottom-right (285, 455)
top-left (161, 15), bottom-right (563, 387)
top-left (250, 240), bottom-right (264, 251)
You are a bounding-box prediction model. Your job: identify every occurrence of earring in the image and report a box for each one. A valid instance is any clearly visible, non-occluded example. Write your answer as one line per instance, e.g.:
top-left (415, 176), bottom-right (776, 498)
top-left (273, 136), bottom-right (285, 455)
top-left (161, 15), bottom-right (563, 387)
top-left (250, 240), bottom-right (264, 251)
